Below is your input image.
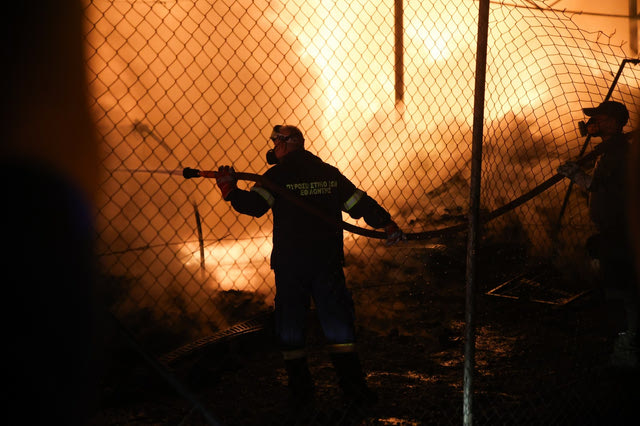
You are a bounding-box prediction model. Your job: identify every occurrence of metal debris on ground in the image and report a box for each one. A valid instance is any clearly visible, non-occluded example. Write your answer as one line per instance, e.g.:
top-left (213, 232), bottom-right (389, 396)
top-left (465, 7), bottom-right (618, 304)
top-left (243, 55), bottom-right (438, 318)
top-left (486, 267), bottom-right (590, 306)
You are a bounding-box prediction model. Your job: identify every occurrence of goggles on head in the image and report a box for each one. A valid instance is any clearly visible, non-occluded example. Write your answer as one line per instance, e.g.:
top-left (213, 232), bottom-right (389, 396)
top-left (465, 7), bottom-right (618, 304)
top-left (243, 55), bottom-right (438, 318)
top-left (270, 133), bottom-right (291, 142)
top-left (270, 125), bottom-right (292, 143)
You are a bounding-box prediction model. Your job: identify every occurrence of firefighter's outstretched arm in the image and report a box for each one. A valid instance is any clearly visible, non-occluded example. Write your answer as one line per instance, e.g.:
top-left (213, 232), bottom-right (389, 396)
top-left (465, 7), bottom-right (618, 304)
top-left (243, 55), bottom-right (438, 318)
top-left (215, 165), bottom-right (270, 217)
top-left (344, 190), bottom-right (405, 246)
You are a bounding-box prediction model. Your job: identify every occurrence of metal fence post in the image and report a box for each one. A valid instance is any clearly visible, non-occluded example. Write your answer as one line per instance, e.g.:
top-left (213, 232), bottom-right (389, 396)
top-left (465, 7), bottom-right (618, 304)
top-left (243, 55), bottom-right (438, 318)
top-left (464, 0), bottom-right (491, 425)
top-left (394, 0), bottom-right (404, 106)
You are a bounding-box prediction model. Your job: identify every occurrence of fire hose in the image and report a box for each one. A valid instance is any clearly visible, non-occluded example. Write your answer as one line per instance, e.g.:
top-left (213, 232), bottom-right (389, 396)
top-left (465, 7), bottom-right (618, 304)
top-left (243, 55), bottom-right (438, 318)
top-left (158, 143), bottom-right (609, 367)
top-left (180, 143), bottom-right (607, 241)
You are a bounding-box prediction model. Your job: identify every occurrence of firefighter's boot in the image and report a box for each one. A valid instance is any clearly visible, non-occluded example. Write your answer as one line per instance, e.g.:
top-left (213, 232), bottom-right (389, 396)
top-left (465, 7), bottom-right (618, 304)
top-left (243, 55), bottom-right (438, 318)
top-left (284, 357), bottom-right (315, 407)
top-left (330, 352), bottom-right (378, 405)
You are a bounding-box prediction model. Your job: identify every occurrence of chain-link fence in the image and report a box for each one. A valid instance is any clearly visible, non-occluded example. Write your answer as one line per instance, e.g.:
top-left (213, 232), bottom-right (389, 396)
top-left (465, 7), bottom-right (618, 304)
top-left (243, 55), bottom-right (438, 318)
top-left (84, 0), bottom-right (640, 424)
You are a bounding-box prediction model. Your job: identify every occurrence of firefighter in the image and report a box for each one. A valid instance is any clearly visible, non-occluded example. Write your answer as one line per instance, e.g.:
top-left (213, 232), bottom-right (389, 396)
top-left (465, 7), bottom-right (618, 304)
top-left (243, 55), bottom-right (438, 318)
top-left (557, 101), bottom-right (639, 369)
top-left (215, 125), bottom-right (404, 407)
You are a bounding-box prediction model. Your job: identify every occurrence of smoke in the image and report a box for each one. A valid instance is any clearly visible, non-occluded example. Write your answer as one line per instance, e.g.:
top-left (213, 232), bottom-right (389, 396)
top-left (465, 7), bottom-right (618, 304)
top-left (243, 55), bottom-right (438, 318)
top-left (86, 0), bottom-right (640, 342)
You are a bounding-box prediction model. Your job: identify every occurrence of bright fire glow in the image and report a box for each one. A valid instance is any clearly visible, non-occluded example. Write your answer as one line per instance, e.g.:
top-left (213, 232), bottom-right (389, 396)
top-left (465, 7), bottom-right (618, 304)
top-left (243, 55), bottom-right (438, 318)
top-left (180, 236), bottom-right (274, 293)
top-left (88, 0), bottom-right (630, 297)
top-left (407, 18), bottom-right (455, 62)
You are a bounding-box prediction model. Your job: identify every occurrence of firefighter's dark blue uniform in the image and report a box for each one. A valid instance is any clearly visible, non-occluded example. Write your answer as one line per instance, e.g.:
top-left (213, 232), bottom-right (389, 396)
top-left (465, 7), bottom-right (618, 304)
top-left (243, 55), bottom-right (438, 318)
top-left (227, 149), bottom-right (391, 354)
top-left (588, 134), bottom-right (639, 366)
top-left (558, 101), bottom-right (639, 369)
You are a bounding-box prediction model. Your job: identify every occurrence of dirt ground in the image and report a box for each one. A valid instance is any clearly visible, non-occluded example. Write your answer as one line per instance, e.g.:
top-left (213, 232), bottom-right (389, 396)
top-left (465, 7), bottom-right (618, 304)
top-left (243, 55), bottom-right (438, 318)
top-left (89, 237), bottom-right (640, 426)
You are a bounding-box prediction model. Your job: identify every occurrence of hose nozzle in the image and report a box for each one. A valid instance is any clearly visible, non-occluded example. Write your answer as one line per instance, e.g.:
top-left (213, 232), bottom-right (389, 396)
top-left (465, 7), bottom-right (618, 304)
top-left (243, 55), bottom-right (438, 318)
top-left (183, 167), bottom-right (201, 179)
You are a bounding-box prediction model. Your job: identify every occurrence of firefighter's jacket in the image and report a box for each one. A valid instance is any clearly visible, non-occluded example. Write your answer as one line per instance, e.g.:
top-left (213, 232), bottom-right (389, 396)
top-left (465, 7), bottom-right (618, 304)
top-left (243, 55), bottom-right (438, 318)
top-left (227, 149), bottom-right (392, 269)
top-left (589, 133), bottom-right (630, 237)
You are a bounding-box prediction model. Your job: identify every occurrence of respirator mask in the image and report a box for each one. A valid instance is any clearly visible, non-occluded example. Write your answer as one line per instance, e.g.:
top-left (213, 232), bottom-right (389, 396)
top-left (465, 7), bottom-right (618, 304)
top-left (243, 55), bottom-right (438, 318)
top-left (578, 118), bottom-right (599, 137)
top-left (265, 125), bottom-right (292, 165)
top-left (266, 149), bottom-right (278, 165)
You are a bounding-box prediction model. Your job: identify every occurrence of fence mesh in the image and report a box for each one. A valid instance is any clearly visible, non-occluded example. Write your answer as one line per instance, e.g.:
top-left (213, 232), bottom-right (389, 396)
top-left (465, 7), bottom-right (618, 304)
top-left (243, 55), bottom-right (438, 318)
top-left (84, 0), bottom-right (640, 424)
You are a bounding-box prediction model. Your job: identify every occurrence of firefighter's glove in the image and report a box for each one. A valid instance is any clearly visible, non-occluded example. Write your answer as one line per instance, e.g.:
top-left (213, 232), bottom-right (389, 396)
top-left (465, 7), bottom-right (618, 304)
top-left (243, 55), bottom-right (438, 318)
top-left (556, 161), bottom-right (580, 180)
top-left (557, 161), bottom-right (592, 190)
top-left (215, 165), bottom-right (238, 200)
top-left (384, 221), bottom-right (405, 246)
